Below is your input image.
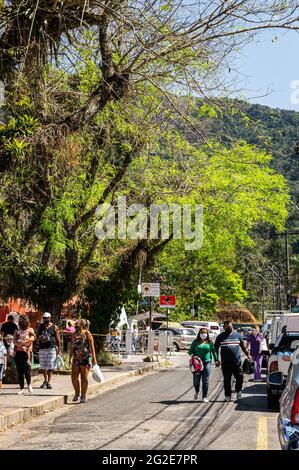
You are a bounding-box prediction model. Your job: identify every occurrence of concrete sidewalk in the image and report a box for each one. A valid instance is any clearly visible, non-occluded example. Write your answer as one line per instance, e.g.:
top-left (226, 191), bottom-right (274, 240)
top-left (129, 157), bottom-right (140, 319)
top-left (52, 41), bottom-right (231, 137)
top-left (0, 355), bottom-right (178, 432)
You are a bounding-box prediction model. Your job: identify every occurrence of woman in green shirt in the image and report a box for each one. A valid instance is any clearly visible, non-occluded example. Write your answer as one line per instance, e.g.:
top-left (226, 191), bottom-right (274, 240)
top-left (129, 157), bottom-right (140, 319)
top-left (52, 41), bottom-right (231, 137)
top-left (189, 328), bottom-right (220, 402)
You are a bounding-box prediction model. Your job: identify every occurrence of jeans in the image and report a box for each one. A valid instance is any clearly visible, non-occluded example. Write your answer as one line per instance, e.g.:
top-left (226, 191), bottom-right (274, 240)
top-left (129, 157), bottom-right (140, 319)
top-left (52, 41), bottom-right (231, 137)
top-left (15, 351), bottom-right (31, 389)
top-left (193, 362), bottom-right (211, 398)
top-left (221, 362), bottom-right (243, 397)
top-left (252, 354), bottom-right (263, 380)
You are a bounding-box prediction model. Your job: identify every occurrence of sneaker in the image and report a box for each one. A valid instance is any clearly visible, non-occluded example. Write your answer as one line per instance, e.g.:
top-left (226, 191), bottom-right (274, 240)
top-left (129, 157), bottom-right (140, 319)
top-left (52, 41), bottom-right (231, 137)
top-left (203, 397), bottom-right (209, 403)
top-left (194, 393), bottom-right (198, 400)
top-left (40, 381), bottom-right (47, 389)
top-left (80, 396), bottom-right (87, 403)
top-left (224, 396), bottom-right (231, 402)
top-left (17, 389), bottom-right (25, 395)
top-left (72, 395), bottom-right (80, 402)
top-left (236, 391), bottom-right (242, 400)
top-left (28, 385), bottom-right (33, 394)
top-left (46, 383), bottom-right (52, 389)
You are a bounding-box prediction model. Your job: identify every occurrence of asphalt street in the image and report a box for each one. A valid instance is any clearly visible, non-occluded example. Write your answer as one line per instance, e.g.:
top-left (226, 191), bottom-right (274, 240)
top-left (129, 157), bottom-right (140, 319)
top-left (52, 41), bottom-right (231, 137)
top-left (0, 356), bottom-right (280, 450)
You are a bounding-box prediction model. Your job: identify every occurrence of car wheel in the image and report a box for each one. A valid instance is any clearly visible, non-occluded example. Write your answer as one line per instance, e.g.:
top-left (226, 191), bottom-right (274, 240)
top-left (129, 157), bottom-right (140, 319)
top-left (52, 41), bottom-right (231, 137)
top-left (173, 343), bottom-right (180, 352)
top-left (267, 388), bottom-right (280, 410)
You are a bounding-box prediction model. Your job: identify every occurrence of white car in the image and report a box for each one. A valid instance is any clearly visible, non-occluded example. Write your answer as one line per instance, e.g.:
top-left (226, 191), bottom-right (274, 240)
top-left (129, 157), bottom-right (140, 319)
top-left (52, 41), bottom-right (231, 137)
top-left (267, 332), bottom-right (299, 409)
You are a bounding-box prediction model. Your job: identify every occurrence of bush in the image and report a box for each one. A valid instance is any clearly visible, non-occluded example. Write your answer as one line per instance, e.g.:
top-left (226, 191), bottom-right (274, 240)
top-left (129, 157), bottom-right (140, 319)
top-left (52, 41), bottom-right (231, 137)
top-left (96, 351), bottom-right (121, 366)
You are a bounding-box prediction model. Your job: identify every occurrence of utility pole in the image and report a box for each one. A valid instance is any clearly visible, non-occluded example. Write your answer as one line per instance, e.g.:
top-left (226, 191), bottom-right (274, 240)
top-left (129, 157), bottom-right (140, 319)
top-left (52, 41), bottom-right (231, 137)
top-left (273, 230), bottom-right (299, 310)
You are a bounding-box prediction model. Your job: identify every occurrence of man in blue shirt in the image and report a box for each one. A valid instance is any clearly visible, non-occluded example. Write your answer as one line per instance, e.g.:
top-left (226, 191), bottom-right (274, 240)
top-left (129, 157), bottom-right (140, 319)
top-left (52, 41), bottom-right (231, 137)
top-left (215, 319), bottom-right (251, 402)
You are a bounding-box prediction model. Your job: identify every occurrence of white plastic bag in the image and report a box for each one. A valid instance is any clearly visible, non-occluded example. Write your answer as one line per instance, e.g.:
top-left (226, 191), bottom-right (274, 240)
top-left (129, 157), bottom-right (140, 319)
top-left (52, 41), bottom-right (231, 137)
top-left (92, 363), bottom-right (105, 383)
top-left (53, 354), bottom-right (64, 370)
top-left (259, 337), bottom-right (268, 354)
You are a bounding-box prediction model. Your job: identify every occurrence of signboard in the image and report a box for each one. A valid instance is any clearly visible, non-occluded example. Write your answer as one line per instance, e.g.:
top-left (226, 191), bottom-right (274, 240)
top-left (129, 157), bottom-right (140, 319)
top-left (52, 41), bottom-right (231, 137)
top-left (160, 295), bottom-right (176, 308)
top-left (141, 283), bottom-right (160, 297)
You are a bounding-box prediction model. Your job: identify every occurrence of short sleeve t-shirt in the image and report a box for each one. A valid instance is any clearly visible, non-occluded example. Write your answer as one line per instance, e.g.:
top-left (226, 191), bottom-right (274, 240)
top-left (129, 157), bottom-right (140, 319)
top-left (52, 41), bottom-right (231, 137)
top-left (1, 321), bottom-right (18, 337)
top-left (215, 330), bottom-right (244, 364)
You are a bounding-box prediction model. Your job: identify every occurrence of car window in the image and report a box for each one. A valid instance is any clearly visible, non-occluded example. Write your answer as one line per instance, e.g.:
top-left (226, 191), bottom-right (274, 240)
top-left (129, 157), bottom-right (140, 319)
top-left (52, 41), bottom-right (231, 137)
top-left (273, 334), bottom-right (299, 353)
top-left (180, 328), bottom-right (196, 335)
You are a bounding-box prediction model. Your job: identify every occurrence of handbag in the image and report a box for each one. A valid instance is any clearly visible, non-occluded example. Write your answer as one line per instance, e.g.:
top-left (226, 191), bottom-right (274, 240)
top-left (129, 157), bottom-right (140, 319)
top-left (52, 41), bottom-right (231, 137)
top-left (242, 358), bottom-right (255, 375)
top-left (189, 356), bottom-right (204, 374)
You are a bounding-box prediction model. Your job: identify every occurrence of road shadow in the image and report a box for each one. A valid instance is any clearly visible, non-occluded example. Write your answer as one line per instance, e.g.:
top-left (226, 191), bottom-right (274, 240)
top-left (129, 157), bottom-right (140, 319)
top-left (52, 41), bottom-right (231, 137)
top-left (242, 384), bottom-right (266, 395)
top-left (234, 395), bottom-right (278, 413)
top-left (150, 399), bottom-right (225, 405)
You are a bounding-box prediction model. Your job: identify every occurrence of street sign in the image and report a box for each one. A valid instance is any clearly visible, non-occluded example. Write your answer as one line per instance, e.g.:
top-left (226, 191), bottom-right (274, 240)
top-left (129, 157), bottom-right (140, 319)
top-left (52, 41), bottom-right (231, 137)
top-left (141, 283), bottom-right (160, 297)
top-left (160, 295), bottom-right (176, 308)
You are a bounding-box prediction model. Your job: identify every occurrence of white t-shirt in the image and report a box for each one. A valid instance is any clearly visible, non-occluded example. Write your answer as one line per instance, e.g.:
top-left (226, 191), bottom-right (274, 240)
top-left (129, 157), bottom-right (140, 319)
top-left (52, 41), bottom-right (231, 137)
top-left (0, 341), bottom-right (7, 364)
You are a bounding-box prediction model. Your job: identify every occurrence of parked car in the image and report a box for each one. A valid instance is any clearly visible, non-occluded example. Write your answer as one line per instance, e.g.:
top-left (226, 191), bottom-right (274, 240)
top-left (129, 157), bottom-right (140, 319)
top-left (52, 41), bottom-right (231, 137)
top-left (180, 321), bottom-right (221, 338)
top-left (267, 332), bottom-right (299, 409)
top-left (237, 327), bottom-right (252, 339)
top-left (156, 327), bottom-right (197, 351)
top-left (181, 325), bottom-right (217, 342)
top-left (277, 345), bottom-right (299, 450)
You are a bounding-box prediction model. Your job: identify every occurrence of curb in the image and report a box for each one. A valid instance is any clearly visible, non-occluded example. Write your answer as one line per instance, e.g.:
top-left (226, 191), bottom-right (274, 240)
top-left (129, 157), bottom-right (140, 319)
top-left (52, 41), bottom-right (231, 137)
top-left (0, 362), bottom-right (161, 432)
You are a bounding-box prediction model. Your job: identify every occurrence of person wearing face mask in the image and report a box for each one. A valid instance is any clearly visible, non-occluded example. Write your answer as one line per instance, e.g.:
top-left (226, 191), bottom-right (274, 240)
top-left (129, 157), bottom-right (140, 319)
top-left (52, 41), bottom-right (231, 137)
top-left (69, 319), bottom-right (97, 403)
top-left (37, 312), bottom-right (61, 389)
top-left (13, 315), bottom-right (35, 395)
top-left (245, 325), bottom-right (264, 382)
top-left (189, 328), bottom-right (220, 402)
top-left (215, 319), bottom-right (251, 402)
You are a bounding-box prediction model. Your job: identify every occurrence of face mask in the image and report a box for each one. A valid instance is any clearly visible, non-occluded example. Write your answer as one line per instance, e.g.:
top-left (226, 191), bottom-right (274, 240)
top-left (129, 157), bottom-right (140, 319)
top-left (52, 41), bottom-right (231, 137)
top-left (200, 334), bottom-right (208, 340)
top-left (43, 318), bottom-right (50, 324)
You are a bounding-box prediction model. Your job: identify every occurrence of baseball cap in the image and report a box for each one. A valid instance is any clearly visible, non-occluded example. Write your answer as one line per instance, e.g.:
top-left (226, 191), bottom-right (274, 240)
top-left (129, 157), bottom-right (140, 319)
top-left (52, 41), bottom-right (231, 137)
top-left (42, 312), bottom-right (51, 318)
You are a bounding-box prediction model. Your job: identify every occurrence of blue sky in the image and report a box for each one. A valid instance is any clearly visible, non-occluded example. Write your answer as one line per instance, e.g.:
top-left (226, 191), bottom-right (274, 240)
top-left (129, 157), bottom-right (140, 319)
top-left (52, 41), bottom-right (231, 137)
top-left (236, 30), bottom-right (299, 111)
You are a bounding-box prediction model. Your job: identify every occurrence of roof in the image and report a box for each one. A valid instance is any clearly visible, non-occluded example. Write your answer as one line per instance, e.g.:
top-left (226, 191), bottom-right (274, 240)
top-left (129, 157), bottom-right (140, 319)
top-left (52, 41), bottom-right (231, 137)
top-left (130, 312), bottom-right (167, 321)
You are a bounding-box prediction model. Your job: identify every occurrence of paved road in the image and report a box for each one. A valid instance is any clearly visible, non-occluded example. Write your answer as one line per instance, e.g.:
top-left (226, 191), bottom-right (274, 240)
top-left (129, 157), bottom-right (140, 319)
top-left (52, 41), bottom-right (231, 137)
top-left (0, 356), bottom-right (280, 450)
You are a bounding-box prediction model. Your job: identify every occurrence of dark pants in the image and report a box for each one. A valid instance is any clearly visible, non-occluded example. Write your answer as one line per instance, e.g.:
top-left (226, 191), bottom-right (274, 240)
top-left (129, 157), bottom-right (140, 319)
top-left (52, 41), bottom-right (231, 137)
top-left (15, 351), bottom-right (31, 389)
top-left (193, 362), bottom-right (211, 398)
top-left (221, 362), bottom-right (243, 397)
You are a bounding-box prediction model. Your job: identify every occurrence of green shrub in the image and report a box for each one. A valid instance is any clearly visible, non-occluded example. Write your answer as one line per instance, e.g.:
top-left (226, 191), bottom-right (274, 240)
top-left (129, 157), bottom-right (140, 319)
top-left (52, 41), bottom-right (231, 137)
top-left (96, 351), bottom-right (121, 366)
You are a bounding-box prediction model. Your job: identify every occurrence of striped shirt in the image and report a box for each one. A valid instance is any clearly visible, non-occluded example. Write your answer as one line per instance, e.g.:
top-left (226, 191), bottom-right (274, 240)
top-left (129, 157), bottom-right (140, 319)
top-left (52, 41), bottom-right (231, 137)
top-left (215, 331), bottom-right (244, 364)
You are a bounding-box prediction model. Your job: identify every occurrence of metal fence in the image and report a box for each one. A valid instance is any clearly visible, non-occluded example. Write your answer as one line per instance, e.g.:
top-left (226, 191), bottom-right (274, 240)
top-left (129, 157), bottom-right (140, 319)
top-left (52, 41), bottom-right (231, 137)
top-left (59, 329), bottom-right (174, 357)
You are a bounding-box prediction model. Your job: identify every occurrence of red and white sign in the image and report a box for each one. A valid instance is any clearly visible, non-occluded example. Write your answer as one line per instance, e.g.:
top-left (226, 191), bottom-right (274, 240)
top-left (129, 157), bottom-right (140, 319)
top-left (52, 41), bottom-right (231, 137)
top-left (160, 295), bottom-right (176, 308)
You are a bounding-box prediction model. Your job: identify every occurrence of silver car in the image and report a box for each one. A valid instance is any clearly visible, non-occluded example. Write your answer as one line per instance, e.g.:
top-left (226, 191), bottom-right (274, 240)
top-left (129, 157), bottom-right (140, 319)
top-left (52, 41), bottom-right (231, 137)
top-left (156, 327), bottom-right (197, 351)
top-left (276, 345), bottom-right (299, 450)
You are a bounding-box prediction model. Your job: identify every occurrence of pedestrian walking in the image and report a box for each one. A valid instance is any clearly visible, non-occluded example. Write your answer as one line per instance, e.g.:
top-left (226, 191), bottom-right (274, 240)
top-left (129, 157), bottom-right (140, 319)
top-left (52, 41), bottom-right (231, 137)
top-left (215, 319), bottom-right (251, 402)
top-left (63, 321), bottom-right (75, 353)
top-left (189, 328), bottom-right (220, 402)
top-left (37, 312), bottom-right (61, 389)
top-left (245, 325), bottom-right (264, 381)
top-left (13, 315), bottom-right (35, 395)
top-left (69, 319), bottom-right (97, 403)
top-left (0, 333), bottom-right (7, 395)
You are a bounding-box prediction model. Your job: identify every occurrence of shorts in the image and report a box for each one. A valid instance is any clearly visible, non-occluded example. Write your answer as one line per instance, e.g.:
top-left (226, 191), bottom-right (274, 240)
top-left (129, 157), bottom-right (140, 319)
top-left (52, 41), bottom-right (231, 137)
top-left (39, 348), bottom-right (57, 370)
top-left (0, 364), bottom-right (4, 380)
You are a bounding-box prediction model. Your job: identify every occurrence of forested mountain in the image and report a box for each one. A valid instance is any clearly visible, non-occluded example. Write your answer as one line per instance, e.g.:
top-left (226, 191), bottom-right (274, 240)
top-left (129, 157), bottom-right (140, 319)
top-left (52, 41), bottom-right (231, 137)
top-left (207, 101), bottom-right (299, 310)
top-left (211, 101), bottom-right (299, 215)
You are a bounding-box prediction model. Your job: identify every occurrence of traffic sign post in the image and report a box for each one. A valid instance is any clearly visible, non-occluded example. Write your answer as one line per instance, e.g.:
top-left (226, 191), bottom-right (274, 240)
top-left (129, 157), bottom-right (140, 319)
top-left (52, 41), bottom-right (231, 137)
top-left (141, 283), bottom-right (160, 297)
top-left (159, 295), bottom-right (176, 308)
